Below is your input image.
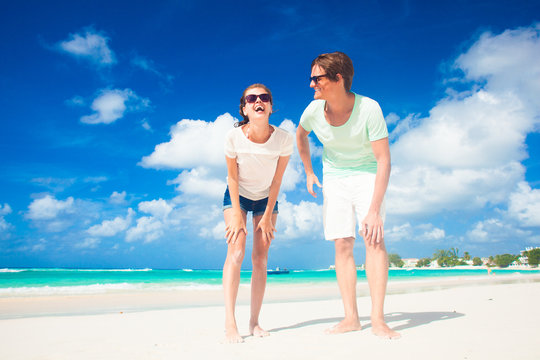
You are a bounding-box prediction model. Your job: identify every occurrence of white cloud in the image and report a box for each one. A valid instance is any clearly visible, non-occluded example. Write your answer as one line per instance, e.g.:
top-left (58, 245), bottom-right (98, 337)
top-left (86, 208), bottom-right (135, 237)
top-left (65, 96), bottom-right (86, 106)
top-left (388, 25), bottom-right (540, 221)
top-left (27, 195), bottom-right (74, 220)
top-left (276, 194), bottom-right (323, 240)
top-left (0, 203), bottom-right (12, 216)
top-left (205, 220), bottom-right (226, 240)
top-left (81, 88), bottom-right (150, 125)
top-left (385, 222), bottom-right (412, 242)
top-left (168, 167), bottom-right (226, 199)
top-left (278, 119), bottom-right (304, 192)
top-left (31, 239), bottom-right (47, 252)
top-left (126, 216), bottom-right (164, 243)
top-left (138, 199), bottom-right (173, 219)
top-left (76, 238), bottom-right (101, 249)
top-left (508, 182), bottom-right (540, 226)
top-left (141, 119), bottom-right (152, 131)
top-left (388, 162), bottom-right (524, 215)
top-left (109, 191), bottom-right (127, 205)
top-left (140, 113), bottom-right (235, 169)
top-left (385, 222), bottom-right (445, 242)
top-left (455, 24), bottom-right (540, 108)
top-left (31, 177), bottom-right (76, 192)
top-left (0, 203), bottom-right (13, 235)
top-left (84, 176), bottom-right (108, 183)
top-left (419, 225), bottom-right (446, 240)
top-left (0, 217), bottom-right (10, 233)
top-left (58, 29), bottom-right (116, 66)
top-left (131, 55), bottom-right (173, 83)
top-left (385, 112), bottom-right (400, 126)
top-left (466, 214), bottom-right (535, 244)
top-left (24, 196), bottom-right (100, 234)
top-left (391, 91), bottom-right (530, 169)
top-left (388, 113), bottom-right (421, 141)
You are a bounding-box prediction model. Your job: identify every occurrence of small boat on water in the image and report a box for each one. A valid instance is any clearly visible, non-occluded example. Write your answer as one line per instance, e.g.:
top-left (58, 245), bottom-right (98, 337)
top-left (267, 267), bottom-right (289, 275)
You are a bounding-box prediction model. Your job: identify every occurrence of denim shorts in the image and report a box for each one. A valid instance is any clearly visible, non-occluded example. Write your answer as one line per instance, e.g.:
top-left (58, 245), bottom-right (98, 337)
top-left (222, 187), bottom-right (278, 216)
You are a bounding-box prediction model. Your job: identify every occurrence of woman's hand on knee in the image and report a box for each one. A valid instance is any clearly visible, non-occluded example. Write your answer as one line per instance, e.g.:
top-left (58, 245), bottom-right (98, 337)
top-left (256, 215), bottom-right (276, 244)
top-left (225, 211), bottom-right (247, 244)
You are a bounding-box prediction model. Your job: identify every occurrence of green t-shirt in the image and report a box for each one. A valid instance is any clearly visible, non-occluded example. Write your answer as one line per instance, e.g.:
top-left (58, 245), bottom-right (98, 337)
top-left (299, 93), bottom-right (388, 178)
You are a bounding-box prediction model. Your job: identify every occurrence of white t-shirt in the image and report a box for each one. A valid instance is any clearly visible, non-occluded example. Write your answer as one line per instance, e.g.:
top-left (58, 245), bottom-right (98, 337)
top-left (224, 125), bottom-right (294, 200)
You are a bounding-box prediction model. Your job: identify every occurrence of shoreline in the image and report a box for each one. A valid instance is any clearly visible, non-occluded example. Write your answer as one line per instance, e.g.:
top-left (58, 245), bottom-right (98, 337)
top-left (2, 265), bottom-right (539, 271)
top-left (1, 272), bottom-right (539, 320)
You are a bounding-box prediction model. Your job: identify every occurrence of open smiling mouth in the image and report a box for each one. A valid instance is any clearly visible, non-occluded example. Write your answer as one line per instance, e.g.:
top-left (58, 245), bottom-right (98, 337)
top-left (255, 105), bottom-right (264, 112)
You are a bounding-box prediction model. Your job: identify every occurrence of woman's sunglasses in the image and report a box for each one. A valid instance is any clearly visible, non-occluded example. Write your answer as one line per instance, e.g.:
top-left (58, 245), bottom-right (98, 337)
top-left (245, 94), bottom-right (271, 103)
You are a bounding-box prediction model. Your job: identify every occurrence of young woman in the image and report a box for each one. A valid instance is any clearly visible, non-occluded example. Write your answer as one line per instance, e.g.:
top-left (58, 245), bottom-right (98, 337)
top-left (222, 84), bottom-right (293, 343)
top-left (296, 52), bottom-right (400, 339)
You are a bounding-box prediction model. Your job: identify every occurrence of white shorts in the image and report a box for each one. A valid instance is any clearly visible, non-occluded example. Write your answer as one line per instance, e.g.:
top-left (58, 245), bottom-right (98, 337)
top-left (322, 173), bottom-right (386, 241)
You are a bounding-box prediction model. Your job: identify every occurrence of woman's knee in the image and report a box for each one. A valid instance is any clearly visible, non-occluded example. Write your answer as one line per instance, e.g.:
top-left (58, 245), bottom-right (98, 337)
top-left (251, 252), bottom-right (268, 268)
top-left (228, 248), bottom-right (245, 265)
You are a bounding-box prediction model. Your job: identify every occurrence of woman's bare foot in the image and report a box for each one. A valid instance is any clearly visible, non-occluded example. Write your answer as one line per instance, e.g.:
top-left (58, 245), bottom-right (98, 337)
top-left (325, 318), bottom-right (362, 334)
top-left (224, 325), bottom-right (244, 343)
top-left (371, 320), bottom-right (401, 339)
top-left (249, 323), bottom-right (270, 337)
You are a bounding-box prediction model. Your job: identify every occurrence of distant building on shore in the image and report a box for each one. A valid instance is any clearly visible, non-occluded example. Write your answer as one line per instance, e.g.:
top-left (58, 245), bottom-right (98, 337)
top-left (519, 246), bottom-right (540, 266)
top-left (402, 258), bottom-right (419, 268)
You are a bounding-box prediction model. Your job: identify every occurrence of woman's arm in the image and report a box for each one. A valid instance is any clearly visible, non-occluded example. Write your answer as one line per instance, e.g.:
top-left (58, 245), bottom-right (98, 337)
top-left (296, 125), bottom-right (322, 197)
top-left (362, 137), bottom-right (391, 245)
top-left (256, 155), bottom-right (290, 243)
top-left (225, 156), bottom-right (247, 244)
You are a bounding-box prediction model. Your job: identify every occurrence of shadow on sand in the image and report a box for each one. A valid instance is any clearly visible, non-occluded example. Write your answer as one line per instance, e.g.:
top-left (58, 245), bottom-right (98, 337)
top-left (269, 311), bottom-right (464, 333)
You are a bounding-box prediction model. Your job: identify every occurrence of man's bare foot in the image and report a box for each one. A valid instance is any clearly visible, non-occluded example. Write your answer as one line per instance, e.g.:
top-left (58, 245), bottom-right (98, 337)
top-left (371, 320), bottom-right (401, 339)
top-left (224, 326), bottom-right (244, 343)
top-left (325, 318), bottom-right (362, 334)
top-left (249, 323), bottom-right (270, 337)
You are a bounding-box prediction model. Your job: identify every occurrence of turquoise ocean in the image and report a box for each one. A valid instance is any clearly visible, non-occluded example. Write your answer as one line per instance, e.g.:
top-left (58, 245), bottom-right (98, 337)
top-left (1, 267), bottom-right (539, 297)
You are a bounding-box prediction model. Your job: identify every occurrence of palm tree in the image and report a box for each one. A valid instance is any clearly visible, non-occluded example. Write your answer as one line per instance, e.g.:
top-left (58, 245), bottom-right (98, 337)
top-left (433, 249), bottom-right (451, 267)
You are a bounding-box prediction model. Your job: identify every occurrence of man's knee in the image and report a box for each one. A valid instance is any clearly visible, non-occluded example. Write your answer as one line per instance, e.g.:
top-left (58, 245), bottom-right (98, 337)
top-left (335, 237), bottom-right (355, 258)
top-left (365, 239), bottom-right (387, 254)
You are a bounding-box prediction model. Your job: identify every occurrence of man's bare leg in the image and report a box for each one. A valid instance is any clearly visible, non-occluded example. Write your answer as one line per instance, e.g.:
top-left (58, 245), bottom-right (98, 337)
top-left (365, 238), bottom-right (400, 339)
top-left (326, 237), bottom-right (362, 334)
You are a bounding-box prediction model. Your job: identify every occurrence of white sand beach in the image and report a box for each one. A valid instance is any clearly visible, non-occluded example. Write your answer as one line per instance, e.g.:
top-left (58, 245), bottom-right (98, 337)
top-left (1, 274), bottom-right (539, 360)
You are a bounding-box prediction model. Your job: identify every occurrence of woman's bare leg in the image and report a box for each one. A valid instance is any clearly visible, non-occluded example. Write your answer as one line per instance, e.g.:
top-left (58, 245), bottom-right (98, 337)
top-left (222, 209), bottom-right (247, 343)
top-left (248, 213), bottom-right (276, 337)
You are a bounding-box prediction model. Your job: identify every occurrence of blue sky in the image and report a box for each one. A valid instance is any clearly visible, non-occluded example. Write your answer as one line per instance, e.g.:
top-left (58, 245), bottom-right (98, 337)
top-left (1, 0), bottom-right (540, 269)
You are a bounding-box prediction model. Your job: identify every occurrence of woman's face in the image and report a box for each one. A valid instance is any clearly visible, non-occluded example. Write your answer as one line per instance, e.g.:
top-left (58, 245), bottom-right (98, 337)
top-left (242, 87), bottom-right (272, 121)
top-left (310, 64), bottom-right (338, 100)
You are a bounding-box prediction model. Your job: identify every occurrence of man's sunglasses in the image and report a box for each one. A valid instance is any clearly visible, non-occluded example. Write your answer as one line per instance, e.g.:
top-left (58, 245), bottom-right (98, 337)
top-left (310, 74), bottom-right (327, 84)
top-left (245, 94), bottom-right (271, 103)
